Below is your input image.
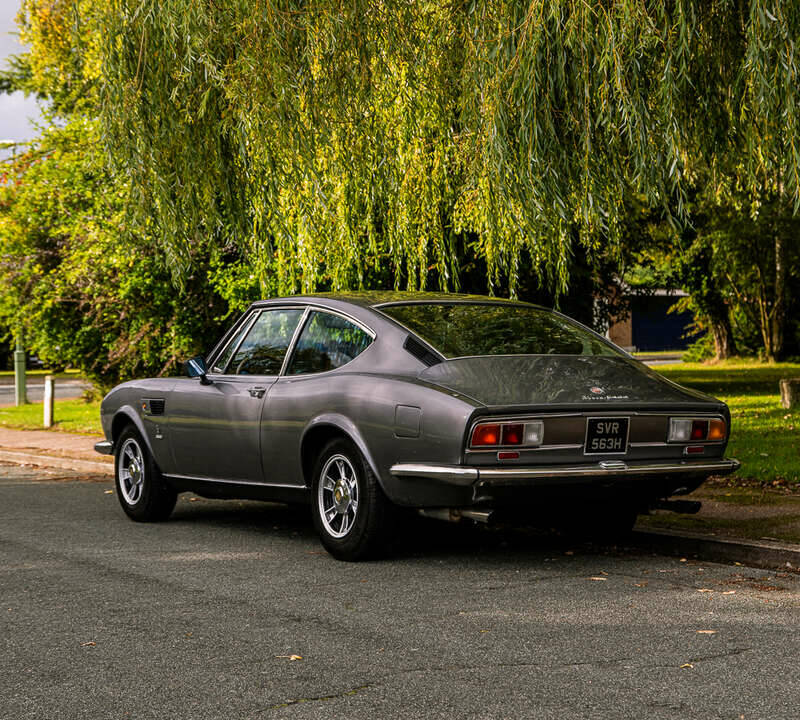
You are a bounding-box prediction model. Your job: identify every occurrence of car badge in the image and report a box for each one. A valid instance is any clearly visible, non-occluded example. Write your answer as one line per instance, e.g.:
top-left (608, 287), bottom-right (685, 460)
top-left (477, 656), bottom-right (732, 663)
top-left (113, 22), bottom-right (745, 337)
top-left (590, 386), bottom-right (605, 395)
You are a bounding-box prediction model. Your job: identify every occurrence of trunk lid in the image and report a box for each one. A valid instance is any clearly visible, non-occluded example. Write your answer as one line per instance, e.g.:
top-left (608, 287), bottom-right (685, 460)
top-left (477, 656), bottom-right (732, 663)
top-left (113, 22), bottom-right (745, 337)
top-left (419, 355), bottom-right (717, 408)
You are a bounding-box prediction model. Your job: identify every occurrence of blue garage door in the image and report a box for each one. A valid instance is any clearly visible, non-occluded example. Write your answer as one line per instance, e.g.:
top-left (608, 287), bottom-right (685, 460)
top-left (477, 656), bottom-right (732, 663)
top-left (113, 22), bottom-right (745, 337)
top-left (631, 296), bottom-right (695, 351)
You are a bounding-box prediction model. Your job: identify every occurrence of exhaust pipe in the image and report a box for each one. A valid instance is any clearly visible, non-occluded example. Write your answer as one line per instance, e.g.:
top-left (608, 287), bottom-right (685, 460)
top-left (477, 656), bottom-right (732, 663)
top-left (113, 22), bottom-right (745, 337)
top-left (418, 508), bottom-right (494, 524)
top-left (652, 499), bottom-right (702, 514)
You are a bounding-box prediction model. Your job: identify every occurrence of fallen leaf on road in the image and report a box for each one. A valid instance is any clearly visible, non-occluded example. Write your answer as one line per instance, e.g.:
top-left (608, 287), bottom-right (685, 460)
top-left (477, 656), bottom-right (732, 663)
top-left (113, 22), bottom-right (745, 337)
top-left (80, 641), bottom-right (96, 647)
top-left (634, 582), bottom-right (648, 588)
top-left (696, 630), bottom-right (717, 634)
top-left (103, 490), bottom-right (113, 495)
top-left (722, 590), bottom-right (736, 595)
top-left (680, 663), bottom-right (694, 669)
top-left (275, 654), bottom-right (303, 661)
top-left (589, 577), bottom-right (607, 582)
top-left (697, 588), bottom-right (713, 593)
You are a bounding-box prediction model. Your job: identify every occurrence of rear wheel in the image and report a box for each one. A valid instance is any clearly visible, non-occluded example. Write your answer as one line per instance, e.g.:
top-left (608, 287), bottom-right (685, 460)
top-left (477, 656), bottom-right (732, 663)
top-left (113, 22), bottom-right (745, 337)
top-left (311, 438), bottom-right (394, 561)
top-left (114, 426), bottom-right (177, 522)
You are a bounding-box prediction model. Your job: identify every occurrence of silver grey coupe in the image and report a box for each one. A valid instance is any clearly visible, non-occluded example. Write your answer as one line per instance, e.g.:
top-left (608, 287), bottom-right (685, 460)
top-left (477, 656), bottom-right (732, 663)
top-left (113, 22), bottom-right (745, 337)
top-left (95, 293), bottom-right (739, 560)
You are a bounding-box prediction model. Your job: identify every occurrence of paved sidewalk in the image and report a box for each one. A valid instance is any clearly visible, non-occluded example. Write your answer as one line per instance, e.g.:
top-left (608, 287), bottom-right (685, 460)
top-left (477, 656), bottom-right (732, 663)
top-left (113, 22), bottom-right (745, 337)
top-left (0, 426), bottom-right (112, 474)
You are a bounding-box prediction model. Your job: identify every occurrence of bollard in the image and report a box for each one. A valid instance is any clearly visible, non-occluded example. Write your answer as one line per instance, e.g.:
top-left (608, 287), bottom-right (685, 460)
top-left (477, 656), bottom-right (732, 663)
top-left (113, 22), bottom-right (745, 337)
top-left (43, 375), bottom-right (54, 428)
top-left (13, 337), bottom-right (27, 406)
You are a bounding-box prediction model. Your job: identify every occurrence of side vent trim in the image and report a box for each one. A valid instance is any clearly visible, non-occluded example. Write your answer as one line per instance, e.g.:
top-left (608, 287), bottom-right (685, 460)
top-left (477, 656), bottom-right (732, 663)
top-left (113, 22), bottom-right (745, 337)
top-left (143, 398), bottom-right (166, 416)
top-left (403, 336), bottom-right (442, 367)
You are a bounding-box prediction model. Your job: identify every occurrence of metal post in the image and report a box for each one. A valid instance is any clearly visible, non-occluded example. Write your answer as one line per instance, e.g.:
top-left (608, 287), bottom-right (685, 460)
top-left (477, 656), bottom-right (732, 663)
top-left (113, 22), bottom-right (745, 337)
top-left (43, 375), bottom-right (54, 428)
top-left (13, 336), bottom-right (27, 406)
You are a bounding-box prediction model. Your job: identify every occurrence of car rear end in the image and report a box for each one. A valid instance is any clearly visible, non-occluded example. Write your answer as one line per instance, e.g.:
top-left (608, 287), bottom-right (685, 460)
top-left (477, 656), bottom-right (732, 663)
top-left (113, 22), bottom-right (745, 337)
top-left (379, 299), bottom-right (740, 521)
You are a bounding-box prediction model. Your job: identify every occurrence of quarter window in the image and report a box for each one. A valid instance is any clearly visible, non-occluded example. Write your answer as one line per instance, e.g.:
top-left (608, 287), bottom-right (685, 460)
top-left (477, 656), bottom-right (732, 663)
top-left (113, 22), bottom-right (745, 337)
top-left (287, 311), bottom-right (372, 375)
top-left (228, 308), bottom-right (304, 375)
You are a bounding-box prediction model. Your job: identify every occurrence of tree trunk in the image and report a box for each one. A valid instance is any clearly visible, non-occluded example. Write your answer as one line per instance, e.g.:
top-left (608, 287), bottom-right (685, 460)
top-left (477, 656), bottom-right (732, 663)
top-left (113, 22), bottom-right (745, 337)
top-left (770, 233), bottom-right (787, 362)
top-left (780, 379), bottom-right (800, 409)
top-left (710, 315), bottom-right (737, 360)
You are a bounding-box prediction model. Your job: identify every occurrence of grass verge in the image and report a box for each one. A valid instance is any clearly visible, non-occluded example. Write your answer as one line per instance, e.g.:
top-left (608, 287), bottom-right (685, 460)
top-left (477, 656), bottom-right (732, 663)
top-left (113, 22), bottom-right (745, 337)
top-left (0, 398), bottom-right (102, 435)
top-left (656, 359), bottom-right (800, 489)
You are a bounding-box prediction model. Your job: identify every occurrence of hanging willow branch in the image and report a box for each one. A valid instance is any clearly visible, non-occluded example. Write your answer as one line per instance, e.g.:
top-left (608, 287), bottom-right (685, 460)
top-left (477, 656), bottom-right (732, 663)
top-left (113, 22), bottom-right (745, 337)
top-left (99, 0), bottom-right (800, 297)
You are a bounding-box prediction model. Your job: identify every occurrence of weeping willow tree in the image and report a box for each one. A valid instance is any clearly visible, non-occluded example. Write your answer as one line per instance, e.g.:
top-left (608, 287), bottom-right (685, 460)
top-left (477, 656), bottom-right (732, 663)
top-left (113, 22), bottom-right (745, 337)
top-left (100, 1), bottom-right (800, 300)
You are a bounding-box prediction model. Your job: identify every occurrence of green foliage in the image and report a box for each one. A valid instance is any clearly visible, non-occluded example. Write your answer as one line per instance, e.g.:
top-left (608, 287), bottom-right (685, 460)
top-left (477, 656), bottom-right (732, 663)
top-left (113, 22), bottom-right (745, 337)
top-left (4, 0), bottom-right (800, 387)
top-left (0, 119), bottom-right (227, 391)
top-left (682, 334), bottom-right (715, 363)
top-left (100, 0), bottom-right (800, 300)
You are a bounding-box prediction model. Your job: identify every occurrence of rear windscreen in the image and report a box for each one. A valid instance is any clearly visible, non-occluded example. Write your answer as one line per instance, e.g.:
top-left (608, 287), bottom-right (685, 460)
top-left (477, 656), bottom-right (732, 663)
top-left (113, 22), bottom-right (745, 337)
top-left (380, 303), bottom-right (623, 359)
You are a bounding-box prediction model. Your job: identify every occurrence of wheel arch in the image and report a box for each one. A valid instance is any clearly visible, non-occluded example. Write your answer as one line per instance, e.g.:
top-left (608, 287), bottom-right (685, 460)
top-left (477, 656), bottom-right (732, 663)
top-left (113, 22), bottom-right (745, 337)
top-left (300, 414), bottom-right (382, 490)
top-left (111, 406), bottom-right (154, 458)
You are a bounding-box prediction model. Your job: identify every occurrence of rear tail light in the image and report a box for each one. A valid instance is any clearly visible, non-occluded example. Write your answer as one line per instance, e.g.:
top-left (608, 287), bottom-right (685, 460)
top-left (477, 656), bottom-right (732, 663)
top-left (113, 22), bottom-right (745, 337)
top-left (668, 417), bottom-right (727, 443)
top-left (690, 420), bottom-right (709, 440)
top-left (471, 423), bottom-right (501, 446)
top-left (471, 420), bottom-right (544, 448)
top-left (708, 419), bottom-right (727, 441)
top-left (501, 424), bottom-right (524, 445)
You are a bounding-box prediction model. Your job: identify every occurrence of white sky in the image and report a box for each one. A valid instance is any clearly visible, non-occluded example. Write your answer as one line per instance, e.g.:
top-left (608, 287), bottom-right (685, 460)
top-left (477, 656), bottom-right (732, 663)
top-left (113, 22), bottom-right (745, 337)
top-left (1, 0), bottom-right (43, 153)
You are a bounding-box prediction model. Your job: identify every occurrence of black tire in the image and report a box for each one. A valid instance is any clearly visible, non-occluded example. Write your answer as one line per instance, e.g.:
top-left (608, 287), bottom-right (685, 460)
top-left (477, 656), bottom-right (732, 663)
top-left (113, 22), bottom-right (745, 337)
top-left (311, 438), bottom-right (395, 561)
top-left (114, 425), bottom-right (177, 522)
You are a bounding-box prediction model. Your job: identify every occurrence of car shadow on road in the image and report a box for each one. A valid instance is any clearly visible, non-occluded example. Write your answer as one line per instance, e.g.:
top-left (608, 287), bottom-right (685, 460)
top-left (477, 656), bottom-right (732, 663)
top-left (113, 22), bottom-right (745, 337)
top-left (168, 496), bottom-right (631, 564)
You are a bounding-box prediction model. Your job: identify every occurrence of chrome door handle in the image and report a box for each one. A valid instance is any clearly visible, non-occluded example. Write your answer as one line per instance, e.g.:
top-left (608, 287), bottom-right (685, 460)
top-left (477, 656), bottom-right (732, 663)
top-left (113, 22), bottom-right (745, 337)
top-left (248, 386), bottom-right (267, 398)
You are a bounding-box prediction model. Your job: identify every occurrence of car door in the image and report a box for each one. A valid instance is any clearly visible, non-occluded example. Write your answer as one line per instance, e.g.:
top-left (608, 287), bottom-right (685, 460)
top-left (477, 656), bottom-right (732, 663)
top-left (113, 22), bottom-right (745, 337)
top-left (167, 306), bottom-right (305, 482)
top-left (260, 309), bottom-right (375, 486)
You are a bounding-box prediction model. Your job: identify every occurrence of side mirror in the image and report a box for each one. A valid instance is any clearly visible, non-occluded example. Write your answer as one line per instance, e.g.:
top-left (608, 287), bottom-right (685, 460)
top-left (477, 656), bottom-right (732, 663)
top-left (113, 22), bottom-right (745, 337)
top-left (185, 356), bottom-right (211, 385)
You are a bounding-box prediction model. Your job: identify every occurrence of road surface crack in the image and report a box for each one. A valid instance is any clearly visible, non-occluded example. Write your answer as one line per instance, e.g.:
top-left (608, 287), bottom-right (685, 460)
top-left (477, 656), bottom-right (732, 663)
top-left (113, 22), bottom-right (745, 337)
top-left (263, 684), bottom-right (372, 711)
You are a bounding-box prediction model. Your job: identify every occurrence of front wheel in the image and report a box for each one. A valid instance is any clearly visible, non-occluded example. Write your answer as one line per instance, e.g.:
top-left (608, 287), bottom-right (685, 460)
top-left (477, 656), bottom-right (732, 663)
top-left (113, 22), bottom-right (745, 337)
top-left (114, 426), bottom-right (177, 522)
top-left (311, 439), bottom-right (395, 561)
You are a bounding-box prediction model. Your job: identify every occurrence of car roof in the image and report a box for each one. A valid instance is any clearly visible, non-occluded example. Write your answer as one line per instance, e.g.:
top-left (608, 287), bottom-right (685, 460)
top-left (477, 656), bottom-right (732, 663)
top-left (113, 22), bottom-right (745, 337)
top-left (254, 291), bottom-right (539, 310)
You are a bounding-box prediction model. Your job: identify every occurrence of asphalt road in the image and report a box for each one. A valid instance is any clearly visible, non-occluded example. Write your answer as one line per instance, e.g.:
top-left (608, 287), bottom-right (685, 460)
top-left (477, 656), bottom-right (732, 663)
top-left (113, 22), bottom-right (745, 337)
top-left (0, 380), bottom-right (90, 406)
top-left (2, 465), bottom-right (799, 720)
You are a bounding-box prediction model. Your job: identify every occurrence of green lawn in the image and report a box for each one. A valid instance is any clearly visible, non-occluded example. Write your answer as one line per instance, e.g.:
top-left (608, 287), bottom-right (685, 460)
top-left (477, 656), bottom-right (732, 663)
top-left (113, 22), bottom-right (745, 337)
top-left (632, 350), bottom-right (684, 358)
top-left (0, 398), bottom-right (102, 435)
top-left (656, 359), bottom-right (800, 488)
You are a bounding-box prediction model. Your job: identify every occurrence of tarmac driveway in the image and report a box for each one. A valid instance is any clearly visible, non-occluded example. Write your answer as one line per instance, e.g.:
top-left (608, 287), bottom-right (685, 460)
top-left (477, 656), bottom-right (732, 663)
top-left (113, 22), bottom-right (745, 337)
top-left (1, 469), bottom-right (799, 719)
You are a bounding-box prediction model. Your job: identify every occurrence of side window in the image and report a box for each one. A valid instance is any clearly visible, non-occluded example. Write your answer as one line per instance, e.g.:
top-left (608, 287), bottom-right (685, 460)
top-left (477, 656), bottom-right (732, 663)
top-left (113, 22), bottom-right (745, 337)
top-left (229, 308), bottom-right (304, 375)
top-left (210, 312), bottom-right (257, 374)
top-left (287, 311), bottom-right (372, 375)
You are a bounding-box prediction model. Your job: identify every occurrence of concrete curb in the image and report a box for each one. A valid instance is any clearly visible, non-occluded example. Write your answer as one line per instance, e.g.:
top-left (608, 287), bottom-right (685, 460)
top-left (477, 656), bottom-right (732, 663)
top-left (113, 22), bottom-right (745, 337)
top-left (0, 450), bottom-right (112, 475)
top-left (631, 527), bottom-right (800, 572)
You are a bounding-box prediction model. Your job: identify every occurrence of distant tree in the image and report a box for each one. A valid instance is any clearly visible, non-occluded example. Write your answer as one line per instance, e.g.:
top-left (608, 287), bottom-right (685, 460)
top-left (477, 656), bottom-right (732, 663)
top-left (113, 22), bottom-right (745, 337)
top-left (0, 1), bottom-right (229, 389)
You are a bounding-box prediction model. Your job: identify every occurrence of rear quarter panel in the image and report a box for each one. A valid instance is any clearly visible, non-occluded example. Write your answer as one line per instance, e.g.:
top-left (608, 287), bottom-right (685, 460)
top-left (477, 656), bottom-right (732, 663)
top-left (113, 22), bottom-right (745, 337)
top-left (261, 371), bottom-right (478, 505)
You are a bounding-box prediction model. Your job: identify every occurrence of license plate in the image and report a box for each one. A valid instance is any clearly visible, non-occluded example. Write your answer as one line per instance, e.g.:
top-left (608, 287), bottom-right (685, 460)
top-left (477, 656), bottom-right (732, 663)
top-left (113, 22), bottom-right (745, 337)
top-left (585, 417), bottom-right (629, 455)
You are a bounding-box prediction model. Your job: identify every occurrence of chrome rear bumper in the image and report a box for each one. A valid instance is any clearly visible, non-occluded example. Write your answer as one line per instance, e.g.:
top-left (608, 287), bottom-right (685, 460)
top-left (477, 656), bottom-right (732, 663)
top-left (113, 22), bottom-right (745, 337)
top-left (390, 458), bottom-right (741, 487)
